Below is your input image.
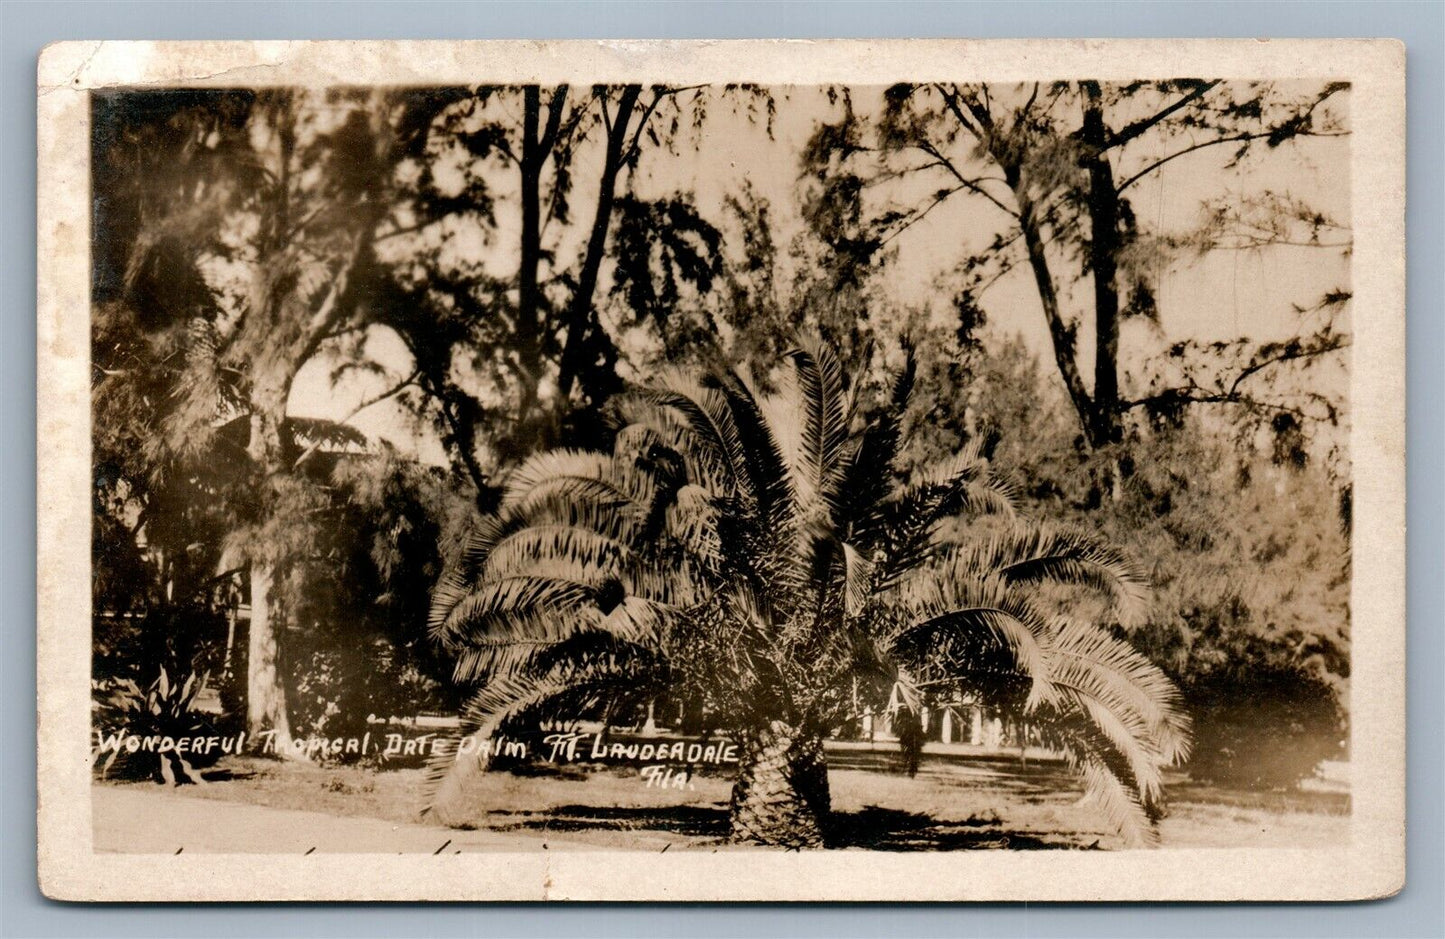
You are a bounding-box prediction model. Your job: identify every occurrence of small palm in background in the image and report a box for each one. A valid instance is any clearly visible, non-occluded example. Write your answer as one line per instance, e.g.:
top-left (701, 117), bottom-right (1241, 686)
top-left (427, 338), bottom-right (1190, 847)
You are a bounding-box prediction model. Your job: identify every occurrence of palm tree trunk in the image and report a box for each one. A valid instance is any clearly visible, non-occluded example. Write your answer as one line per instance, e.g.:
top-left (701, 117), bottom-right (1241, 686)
top-left (728, 719), bottom-right (831, 847)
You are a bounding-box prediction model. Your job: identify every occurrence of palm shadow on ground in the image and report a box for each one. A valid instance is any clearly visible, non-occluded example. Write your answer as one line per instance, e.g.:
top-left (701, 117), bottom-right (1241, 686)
top-left (826, 806), bottom-right (1094, 850)
top-left (487, 802), bottom-right (1091, 850)
top-left (199, 768), bottom-right (260, 782)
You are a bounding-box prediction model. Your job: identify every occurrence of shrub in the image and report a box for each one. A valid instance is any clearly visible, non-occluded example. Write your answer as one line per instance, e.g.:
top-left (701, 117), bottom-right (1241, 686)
top-left (287, 635), bottom-right (451, 765)
top-left (92, 668), bottom-right (224, 784)
top-left (1183, 654), bottom-right (1345, 789)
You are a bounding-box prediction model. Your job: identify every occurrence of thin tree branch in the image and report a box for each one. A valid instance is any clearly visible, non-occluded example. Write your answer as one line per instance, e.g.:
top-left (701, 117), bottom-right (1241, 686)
top-left (622, 90), bottom-right (663, 166)
top-left (1106, 80), bottom-right (1221, 150)
top-left (598, 91), bottom-right (613, 136)
top-left (1122, 334), bottom-right (1349, 423)
top-left (877, 185), bottom-right (964, 247)
top-left (1120, 389), bottom-right (1330, 422)
top-left (937, 85), bottom-right (984, 138)
top-left (374, 218), bottom-right (443, 244)
top-left (1021, 82), bottom-right (1041, 117)
top-left (537, 86), bottom-right (569, 157)
top-left (1116, 129), bottom-right (1349, 194)
top-left (1211, 238), bottom-right (1354, 251)
top-left (1227, 336), bottom-right (1350, 397)
top-left (291, 369), bottom-right (420, 470)
top-left (912, 139), bottom-right (1018, 218)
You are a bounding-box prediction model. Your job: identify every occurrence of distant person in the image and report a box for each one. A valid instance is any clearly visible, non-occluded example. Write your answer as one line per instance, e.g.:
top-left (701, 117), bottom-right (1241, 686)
top-left (895, 708), bottom-right (924, 777)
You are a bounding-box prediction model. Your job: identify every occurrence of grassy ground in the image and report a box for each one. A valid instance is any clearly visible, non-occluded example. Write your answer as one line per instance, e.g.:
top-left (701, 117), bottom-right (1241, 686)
top-left (96, 745), bottom-right (1349, 851)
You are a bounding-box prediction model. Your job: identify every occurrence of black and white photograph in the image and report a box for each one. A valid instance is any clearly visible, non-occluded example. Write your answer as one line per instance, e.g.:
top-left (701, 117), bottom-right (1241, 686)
top-left (36, 39), bottom-right (1405, 901)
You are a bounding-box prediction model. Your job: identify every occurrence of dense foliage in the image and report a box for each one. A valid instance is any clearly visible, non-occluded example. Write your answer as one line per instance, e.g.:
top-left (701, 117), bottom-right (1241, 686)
top-left (920, 329), bottom-right (1350, 788)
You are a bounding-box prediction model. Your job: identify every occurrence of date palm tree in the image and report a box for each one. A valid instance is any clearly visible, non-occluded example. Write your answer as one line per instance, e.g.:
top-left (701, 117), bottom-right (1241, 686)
top-left (426, 339), bottom-right (1189, 847)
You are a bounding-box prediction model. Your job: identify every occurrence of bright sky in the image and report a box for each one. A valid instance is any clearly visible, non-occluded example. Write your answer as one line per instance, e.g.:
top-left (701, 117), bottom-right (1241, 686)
top-left (287, 82), bottom-right (1351, 467)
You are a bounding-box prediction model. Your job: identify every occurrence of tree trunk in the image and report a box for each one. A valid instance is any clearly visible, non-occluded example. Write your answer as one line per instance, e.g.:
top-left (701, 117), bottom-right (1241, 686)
top-left (243, 398), bottom-right (300, 756)
top-left (433, 383), bottom-right (493, 509)
top-left (515, 86), bottom-right (546, 427)
top-left (994, 139), bottom-right (1099, 448)
top-left (1015, 197), bottom-right (1099, 444)
top-left (505, 85), bottom-right (569, 462)
top-left (557, 84), bottom-right (641, 404)
top-left (245, 557), bottom-right (293, 753)
top-left (728, 720), bottom-right (831, 848)
top-left (1081, 82), bottom-right (1124, 448)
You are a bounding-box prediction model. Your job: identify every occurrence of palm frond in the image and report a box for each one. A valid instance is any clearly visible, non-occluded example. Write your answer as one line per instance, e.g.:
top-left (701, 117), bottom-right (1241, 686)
top-left (503, 449), bottom-right (617, 501)
top-left (611, 414), bottom-right (732, 497)
top-left (838, 350), bottom-right (914, 544)
top-left (884, 572), bottom-right (1053, 686)
top-left (420, 670), bottom-right (562, 814)
top-left (1043, 618), bottom-right (1192, 765)
top-left (622, 562), bottom-right (705, 608)
top-left (1068, 690), bottom-right (1166, 811)
top-left (482, 525), bottom-right (634, 581)
top-left (597, 594), bottom-right (677, 644)
top-left (502, 488), bottom-right (644, 543)
top-left (875, 441), bottom-right (1016, 583)
top-left (915, 440), bottom-right (1017, 513)
top-left (663, 484), bottom-right (723, 565)
top-left (638, 370), bottom-right (751, 493)
top-left (712, 367), bottom-right (798, 544)
top-left (1075, 750), bottom-right (1157, 848)
top-left (420, 650), bottom-right (664, 818)
top-left (883, 551), bottom-right (1183, 846)
top-left (949, 525), bottom-right (1151, 626)
top-left (513, 472), bottom-right (643, 514)
top-left (435, 575), bottom-right (598, 646)
top-left (428, 515), bottom-right (510, 636)
top-left (841, 542), bottom-right (875, 617)
top-left (452, 637), bottom-right (560, 684)
top-left (784, 338), bottom-right (856, 518)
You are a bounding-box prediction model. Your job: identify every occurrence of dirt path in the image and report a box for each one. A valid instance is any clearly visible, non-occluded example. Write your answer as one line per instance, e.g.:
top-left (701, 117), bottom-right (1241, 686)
top-left (92, 786), bottom-right (577, 854)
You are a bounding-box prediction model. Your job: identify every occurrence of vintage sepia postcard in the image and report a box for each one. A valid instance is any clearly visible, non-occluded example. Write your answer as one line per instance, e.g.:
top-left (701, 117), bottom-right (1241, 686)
top-left (37, 39), bottom-right (1405, 901)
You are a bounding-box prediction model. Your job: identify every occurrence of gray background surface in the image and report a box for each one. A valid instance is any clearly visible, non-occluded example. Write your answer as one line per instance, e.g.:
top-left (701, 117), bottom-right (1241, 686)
top-left (4, 2), bottom-right (1440, 936)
